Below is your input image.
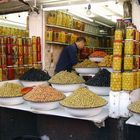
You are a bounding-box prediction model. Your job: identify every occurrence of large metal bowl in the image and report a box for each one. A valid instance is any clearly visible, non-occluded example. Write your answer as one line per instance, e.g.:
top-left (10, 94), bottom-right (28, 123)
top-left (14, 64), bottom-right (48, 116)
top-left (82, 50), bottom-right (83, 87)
top-left (51, 83), bottom-right (82, 93)
top-left (75, 68), bottom-right (99, 74)
top-left (87, 86), bottom-right (110, 96)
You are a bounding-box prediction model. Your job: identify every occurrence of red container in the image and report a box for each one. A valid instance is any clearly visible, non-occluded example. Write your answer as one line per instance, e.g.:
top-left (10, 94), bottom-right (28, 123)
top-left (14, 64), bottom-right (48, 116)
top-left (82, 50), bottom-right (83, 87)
top-left (6, 44), bottom-right (13, 54)
top-left (36, 37), bottom-right (41, 45)
top-left (18, 46), bottom-right (24, 55)
top-left (0, 37), bottom-right (4, 44)
top-left (18, 56), bottom-right (24, 65)
top-left (6, 37), bottom-right (12, 44)
top-left (23, 45), bottom-right (28, 55)
top-left (37, 44), bottom-right (41, 52)
top-left (37, 52), bottom-right (41, 61)
top-left (7, 55), bottom-right (13, 66)
top-left (1, 55), bottom-right (7, 68)
top-left (7, 66), bottom-right (15, 80)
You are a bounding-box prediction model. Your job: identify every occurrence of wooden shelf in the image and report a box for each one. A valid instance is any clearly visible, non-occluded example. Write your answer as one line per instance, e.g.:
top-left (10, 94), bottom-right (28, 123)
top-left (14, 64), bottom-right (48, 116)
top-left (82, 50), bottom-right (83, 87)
top-left (46, 24), bottom-right (102, 37)
top-left (46, 41), bottom-right (69, 46)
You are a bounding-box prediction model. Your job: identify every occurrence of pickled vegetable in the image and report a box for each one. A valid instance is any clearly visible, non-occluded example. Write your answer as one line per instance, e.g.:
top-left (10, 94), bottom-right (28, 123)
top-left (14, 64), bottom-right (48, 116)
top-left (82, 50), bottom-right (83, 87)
top-left (122, 72), bottom-right (134, 91)
top-left (60, 87), bottom-right (107, 108)
top-left (124, 56), bottom-right (133, 70)
top-left (48, 71), bottom-right (85, 84)
top-left (112, 56), bottom-right (122, 71)
top-left (110, 72), bottom-right (122, 91)
top-left (124, 39), bottom-right (135, 55)
top-left (114, 29), bottom-right (123, 40)
top-left (113, 41), bottom-right (123, 56)
top-left (98, 55), bottom-right (113, 67)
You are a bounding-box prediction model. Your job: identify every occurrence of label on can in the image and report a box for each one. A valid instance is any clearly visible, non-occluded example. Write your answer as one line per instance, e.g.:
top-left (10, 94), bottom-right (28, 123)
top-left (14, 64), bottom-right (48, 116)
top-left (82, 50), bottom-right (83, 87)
top-left (113, 56), bottom-right (122, 71)
top-left (124, 39), bottom-right (135, 55)
top-left (37, 52), bottom-right (41, 61)
top-left (115, 29), bottom-right (123, 40)
top-left (18, 46), bottom-right (24, 55)
top-left (122, 72), bottom-right (134, 91)
top-left (17, 37), bottom-right (22, 46)
top-left (7, 55), bottom-right (14, 66)
top-left (37, 44), bottom-right (41, 52)
top-left (7, 66), bottom-right (15, 80)
top-left (32, 36), bottom-right (36, 44)
top-left (28, 47), bottom-right (33, 55)
top-left (23, 45), bottom-right (28, 55)
top-left (28, 55), bottom-right (33, 65)
top-left (32, 44), bottom-right (37, 52)
top-left (111, 72), bottom-right (122, 91)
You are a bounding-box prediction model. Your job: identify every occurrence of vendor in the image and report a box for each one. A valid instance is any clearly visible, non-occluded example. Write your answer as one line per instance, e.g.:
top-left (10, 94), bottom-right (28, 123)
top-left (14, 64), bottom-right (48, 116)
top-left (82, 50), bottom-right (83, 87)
top-left (55, 37), bottom-right (86, 73)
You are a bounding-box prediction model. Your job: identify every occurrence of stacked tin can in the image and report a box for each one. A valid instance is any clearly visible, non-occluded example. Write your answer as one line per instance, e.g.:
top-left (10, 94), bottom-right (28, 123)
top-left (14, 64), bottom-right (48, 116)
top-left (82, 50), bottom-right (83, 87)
top-left (32, 36), bottom-right (42, 69)
top-left (111, 19), bottom-right (140, 92)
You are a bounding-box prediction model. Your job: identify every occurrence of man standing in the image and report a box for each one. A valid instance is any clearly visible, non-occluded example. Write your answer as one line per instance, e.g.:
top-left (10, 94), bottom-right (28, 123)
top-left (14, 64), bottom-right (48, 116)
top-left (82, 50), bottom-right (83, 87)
top-left (55, 37), bottom-right (86, 73)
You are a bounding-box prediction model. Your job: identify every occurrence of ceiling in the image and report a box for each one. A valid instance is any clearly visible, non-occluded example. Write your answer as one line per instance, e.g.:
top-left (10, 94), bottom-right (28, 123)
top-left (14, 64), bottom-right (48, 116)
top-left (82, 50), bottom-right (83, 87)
top-left (0, 0), bottom-right (124, 26)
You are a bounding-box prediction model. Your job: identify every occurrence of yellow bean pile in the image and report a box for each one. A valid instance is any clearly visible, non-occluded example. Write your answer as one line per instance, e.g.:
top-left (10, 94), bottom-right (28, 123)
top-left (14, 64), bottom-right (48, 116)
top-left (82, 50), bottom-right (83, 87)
top-left (60, 87), bottom-right (107, 108)
top-left (24, 85), bottom-right (65, 102)
top-left (98, 55), bottom-right (113, 67)
top-left (0, 83), bottom-right (22, 97)
top-left (128, 100), bottom-right (140, 114)
top-left (74, 59), bottom-right (97, 68)
top-left (48, 71), bottom-right (85, 84)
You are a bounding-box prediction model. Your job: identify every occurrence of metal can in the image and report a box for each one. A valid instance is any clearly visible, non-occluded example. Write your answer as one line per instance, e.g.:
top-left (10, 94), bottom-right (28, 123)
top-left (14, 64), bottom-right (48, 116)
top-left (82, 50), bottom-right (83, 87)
top-left (2, 68), bottom-right (7, 81)
top-left (27, 38), bottom-right (31, 46)
top-left (111, 72), bottom-right (122, 91)
top-left (32, 44), bottom-right (37, 52)
top-left (18, 56), bottom-right (24, 65)
top-left (28, 55), bottom-right (33, 65)
top-left (124, 56), bottom-right (133, 70)
top-left (0, 68), bottom-right (2, 81)
top-left (113, 56), bottom-right (122, 71)
top-left (135, 30), bottom-right (139, 41)
top-left (16, 37), bottom-right (22, 46)
top-left (7, 66), bottom-right (15, 80)
top-left (6, 37), bottom-right (12, 44)
top-left (24, 56), bottom-right (28, 65)
top-left (122, 72), bottom-right (134, 91)
top-left (114, 29), bottom-right (123, 40)
top-left (6, 44), bottom-right (13, 54)
top-left (32, 36), bottom-right (36, 44)
top-left (1, 54), bottom-right (7, 68)
top-left (28, 47), bottom-right (33, 55)
top-left (37, 52), bottom-right (41, 61)
top-left (36, 44), bottom-right (41, 52)
top-left (0, 37), bottom-right (4, 44)
top-left (18, 46), bottom-right (24, 55)
top-left (23, 45), bottom-right (28, 55)
top-left (7, 55), bottom-right (13, 66)
top-left (126, 27), bottom-right (135, 39)
top-left (22, 38), bottom-right (26, 45)
top-left (1, 44), bottom-right (6, 54)
top-left (12, 45), bottom-right (18, 57)
top-left (113, 40), bottom-right (123, 56)
top-left (124, 39), bottom-right (135, 55)
top-left (36, 37), bottom-right (41, 44)
top-left (33, 52), bottom-right (37, 63)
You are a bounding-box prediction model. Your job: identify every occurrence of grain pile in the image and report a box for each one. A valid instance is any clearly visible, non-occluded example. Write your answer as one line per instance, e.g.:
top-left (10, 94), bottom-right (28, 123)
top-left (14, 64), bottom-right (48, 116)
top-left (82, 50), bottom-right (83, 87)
top-left (60, 87), bottom-right (107, 108)
top-left (128, 100), bottom-right (140, 114)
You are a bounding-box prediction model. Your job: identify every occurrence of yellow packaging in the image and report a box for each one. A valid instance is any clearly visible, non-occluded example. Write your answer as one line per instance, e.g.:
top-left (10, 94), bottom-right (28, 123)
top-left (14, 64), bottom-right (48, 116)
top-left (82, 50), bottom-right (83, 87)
top-left (46, 30), bottom-right (53, 41)
top-left (60, 32), bottom-right (66, 43)
top-left (62, 13), bottom-right (67, 27)
top-left (124, 39), bottom-right (135, 55)
top-left (56, 11), bottom-right (62, 26)
top-left (122, 72), bottom-right (134, 91)
top-left (124, 56), bottom-right (133, 70)
top-left (126, 27), bottom-right (135, 39)
top-left (111, 72), bottom-right (122, 91)
top-left (135, 30), bottom-right (139, 41)
top-left (115, 29), bottom-right (123, 40)
top-left (113, 41), bottom-right (123, 55)
top-left (112, 56), bottom-right (122, 71)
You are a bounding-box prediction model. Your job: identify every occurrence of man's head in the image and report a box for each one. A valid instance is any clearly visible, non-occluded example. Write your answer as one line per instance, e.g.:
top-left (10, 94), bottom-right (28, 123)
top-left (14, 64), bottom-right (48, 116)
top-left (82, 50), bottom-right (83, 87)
top-left (75, 37), bottom-right (86, 50)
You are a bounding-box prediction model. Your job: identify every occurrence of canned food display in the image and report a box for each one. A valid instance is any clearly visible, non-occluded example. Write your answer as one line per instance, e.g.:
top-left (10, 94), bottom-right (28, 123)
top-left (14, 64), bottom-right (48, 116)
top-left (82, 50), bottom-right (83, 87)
top-left (28, 55), bottom-right (33, 65)
top-left (114, 29), bottom-right (123, 40)
top-left (122, 72), bottom-right (134, 91)
top-left (7, 66), bottom-right (15, 80)
top-left (111, 72), bottom-right (122, 91)
top-left (32, 44), bottom-right (37, 52)
top-left (37, 52), bottom-right (41, 61)
top-left (7, 55), bottom-right (13, 66)
top-left (113, 41), bottom-right (123, 56)
top-left (18, 46), bottom-right (24, 55)
top-left (112, 56), bottom-right (122, 71)
top-left (124, 39), bottom-right (135, 55)
top-left (16, 37), bottom-right (22, 46)
top-left (124, 56), bottom-right (133, 70)
top-left (126, 27), bottom-right (135, 39)
top-left (0, 68), bottom-right (2, 81)
top-left (32, 36), bottom-right (36, 44)
top-left (18, 56), bottom-right (24, 65)
top-left (135, 30), bottom-right (139, 41)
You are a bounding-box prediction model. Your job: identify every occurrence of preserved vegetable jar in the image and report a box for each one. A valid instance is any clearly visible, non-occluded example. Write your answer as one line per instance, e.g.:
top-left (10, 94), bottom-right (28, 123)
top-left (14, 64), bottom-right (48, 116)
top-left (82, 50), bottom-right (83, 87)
top-left (122, 72), bottom-right (134, 91)
top-left (111, 72), bottom-right (122, 91)
top-left (126, 27), bottom-right (135, 39)
top-left (7, 66), bottom-right (15, 80)
top-left (135, 30), bottom-right (139, 41)
top-left (113, 41), bottom-right (123, 56)
top-left (114, 29), bottom-right (123, 40)
top-left (124, 39), bottom-right (135, 55)
top-left (113, 56), bottom-right (122, 71)
top-left (124, 56), bottom-right (133, 70)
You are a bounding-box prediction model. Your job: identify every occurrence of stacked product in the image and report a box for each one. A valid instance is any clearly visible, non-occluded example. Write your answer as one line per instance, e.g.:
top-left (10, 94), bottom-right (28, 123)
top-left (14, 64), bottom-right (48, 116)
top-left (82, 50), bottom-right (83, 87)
top-left (111, 21), bottom-right (140, 92)
top-left (0, 36), bottom-right (42, 81)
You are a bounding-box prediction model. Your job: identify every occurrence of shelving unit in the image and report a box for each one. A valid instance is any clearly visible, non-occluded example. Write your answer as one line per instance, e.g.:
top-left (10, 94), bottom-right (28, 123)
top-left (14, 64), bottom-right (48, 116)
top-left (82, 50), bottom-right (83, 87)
top-left (46, 41), bottom-right (69, 46)
top-left (46, 24), bottom-right (102, 37)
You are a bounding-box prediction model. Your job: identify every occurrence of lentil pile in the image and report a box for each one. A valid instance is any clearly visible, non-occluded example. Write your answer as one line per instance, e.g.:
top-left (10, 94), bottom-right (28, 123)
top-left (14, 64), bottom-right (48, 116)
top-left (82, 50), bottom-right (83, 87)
top-left (48, 71), bottom-right (85, 84)
top-left (128, 100), bottom-right (140, 114)
top-left (60, 87), bottom-right (107, 108)
top-left (23, 85), bottom-right (65, 102)
top-left (74, 59), bottom-right (97, 68)
top-left (0, 83), bottom-right (22, 97)
top-left (19, 68), bottom-right (50, 81)
top-left (98, 55), bottom-right (113, 67)
top-left (85, 69), bottom-right (111, 87)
